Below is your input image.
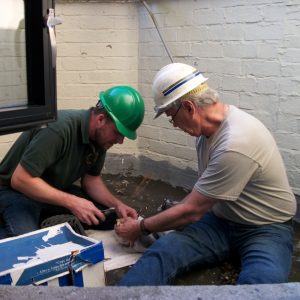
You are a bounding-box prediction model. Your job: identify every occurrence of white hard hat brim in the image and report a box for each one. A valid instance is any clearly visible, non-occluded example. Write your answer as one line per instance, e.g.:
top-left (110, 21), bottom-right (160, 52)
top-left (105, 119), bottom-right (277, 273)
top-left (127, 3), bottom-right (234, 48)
top-left (154, 107), bottom-right (166, 119)
top-left (153, 76), bottom-right (208, 119)
top-left (152, 63), bottom-right (210, 119)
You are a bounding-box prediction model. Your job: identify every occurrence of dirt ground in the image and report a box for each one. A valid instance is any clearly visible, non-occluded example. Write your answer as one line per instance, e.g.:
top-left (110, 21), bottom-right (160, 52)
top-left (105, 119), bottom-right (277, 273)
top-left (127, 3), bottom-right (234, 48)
top-left (102, 173), bottom-right (300, 286)
top-left (102, 174), bottom-right (236, 285)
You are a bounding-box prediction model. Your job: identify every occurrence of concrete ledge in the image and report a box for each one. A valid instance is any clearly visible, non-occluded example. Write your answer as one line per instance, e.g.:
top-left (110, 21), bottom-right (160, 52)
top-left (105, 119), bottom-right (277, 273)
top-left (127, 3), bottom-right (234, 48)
top-left (1, 283), bottom-right (300, 300)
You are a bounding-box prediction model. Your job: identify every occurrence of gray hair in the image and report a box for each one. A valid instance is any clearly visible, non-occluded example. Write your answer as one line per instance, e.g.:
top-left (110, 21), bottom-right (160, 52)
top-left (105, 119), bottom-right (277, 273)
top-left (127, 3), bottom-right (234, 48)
top-left (164, 87), bottom-right (220, 111)
top-left (179, 87), bottom-right (220, 108)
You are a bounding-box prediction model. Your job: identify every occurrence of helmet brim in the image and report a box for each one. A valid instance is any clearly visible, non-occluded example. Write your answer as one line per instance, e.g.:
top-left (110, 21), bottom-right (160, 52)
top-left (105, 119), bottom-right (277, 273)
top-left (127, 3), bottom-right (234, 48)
top-left (153, 107), bottom-right (166, 119)
top-left (108, 113), bottom-right (137, 140)
top-left (99, 86), bottom-right (144, 140)
top-left (152, 63), bottom-right (208, 120)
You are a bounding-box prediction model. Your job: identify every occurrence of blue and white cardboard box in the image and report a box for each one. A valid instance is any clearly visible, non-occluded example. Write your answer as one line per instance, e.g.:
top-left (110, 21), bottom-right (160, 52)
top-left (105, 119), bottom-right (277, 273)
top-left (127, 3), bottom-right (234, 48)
top-left (0, 223), bottom-right (105, 287)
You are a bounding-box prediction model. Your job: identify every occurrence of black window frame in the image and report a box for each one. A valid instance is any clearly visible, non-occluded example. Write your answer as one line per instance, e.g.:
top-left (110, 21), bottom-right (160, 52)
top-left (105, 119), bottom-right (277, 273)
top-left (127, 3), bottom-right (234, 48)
top-left (0, 0), bottom-right (57, 135)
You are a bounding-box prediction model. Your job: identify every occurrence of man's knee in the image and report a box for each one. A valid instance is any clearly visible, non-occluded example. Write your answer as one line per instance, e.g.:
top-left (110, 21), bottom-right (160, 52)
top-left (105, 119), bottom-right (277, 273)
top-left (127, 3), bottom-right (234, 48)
top-left (237, 268), bottom-right (289, 284)
top-left (1, 195), bottom-right (42, 237)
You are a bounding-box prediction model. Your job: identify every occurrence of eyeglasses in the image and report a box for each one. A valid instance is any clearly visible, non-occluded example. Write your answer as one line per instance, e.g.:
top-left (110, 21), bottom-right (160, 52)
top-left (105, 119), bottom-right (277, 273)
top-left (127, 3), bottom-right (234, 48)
top-left (169, 104), bottom-right (182, 124)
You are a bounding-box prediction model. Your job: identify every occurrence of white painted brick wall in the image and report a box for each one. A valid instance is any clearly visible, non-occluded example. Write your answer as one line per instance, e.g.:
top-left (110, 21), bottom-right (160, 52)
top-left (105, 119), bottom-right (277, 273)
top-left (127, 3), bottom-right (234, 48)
top-left (55, 0), bottom-right (141, 156)
top-left (137, 0), bottom-right (300, 193)
top-left (0, 0), bottom-right (299, 195)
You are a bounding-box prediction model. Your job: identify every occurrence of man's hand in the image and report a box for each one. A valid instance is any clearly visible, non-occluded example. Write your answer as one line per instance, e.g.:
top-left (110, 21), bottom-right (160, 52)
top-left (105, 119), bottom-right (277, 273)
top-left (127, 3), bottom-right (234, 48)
top-left (69, 196), bottom-right (105, 225)
top-left (114, 217), bottom-right (140, 244)
top-left (81, 174), bottom-right (138, 221)
top-left (115, 202), bottom-right (138, 220)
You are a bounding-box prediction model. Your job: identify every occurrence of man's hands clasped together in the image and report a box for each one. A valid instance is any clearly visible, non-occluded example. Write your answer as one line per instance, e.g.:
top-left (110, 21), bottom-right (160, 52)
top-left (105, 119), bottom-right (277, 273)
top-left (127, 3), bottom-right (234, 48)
top-left (114, 217), bottom-right (141, 245)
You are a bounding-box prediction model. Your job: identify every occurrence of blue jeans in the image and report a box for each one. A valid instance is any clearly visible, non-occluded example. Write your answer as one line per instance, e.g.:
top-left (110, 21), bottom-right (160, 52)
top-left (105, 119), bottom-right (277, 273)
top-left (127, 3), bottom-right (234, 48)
top-left (0, 185), bottom-right (113, 239)
top-left (117, 212), bottom-right (294, 285)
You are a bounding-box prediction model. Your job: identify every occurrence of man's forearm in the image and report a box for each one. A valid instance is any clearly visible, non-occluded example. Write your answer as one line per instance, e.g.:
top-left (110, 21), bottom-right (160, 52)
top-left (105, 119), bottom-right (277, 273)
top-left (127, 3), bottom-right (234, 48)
top-left (11, 164), bottom-right (76, 208)
top-left (142, 190), bottom-right (216, 233)
top-left (142, 203), bottom-right (196, 233)
top-left (81, 174), bottom-right (120, 208)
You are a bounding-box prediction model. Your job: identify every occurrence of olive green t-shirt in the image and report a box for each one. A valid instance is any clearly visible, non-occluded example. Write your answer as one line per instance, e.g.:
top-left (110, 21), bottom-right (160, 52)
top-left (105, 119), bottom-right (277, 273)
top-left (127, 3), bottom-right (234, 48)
top-left (0, 109), bottom-right (106, 190)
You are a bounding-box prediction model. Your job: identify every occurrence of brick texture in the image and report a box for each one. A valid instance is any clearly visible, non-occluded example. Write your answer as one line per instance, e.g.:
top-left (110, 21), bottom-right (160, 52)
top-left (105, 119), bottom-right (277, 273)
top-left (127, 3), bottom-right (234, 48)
top-left (0, 0), bottom-right (299, 195)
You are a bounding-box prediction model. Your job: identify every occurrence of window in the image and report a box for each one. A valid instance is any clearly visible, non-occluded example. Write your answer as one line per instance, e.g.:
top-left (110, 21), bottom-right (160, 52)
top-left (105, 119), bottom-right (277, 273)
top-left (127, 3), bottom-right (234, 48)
top-left (0, 0), bottom-right (57, 135)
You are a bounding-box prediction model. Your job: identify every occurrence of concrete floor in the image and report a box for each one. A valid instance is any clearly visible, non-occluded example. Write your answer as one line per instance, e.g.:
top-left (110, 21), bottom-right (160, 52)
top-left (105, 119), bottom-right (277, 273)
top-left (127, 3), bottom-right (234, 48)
top-left (1, 283), bottom-right (300, 300)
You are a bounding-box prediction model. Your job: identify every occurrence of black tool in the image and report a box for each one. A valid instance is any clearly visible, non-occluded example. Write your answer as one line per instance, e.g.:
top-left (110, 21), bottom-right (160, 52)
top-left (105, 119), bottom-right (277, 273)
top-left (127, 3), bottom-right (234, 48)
top-left (102, 207), bottom-right (116, 217)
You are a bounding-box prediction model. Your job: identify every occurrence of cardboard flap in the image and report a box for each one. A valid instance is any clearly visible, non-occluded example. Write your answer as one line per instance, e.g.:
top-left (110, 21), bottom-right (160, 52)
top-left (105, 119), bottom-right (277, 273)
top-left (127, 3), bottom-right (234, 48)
top-left (72, 242), bottom-right (104, 272)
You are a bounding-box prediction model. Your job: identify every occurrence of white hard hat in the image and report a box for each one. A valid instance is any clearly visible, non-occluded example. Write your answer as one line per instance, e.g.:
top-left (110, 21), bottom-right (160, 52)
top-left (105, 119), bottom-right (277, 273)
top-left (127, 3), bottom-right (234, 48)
top-left (152, 63), bottom-right (208, 118)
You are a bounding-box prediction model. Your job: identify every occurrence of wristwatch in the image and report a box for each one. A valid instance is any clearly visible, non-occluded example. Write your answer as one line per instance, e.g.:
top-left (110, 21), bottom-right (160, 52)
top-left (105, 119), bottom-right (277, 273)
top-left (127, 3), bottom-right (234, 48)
top-left (139, 218), bottom-right (151, 235)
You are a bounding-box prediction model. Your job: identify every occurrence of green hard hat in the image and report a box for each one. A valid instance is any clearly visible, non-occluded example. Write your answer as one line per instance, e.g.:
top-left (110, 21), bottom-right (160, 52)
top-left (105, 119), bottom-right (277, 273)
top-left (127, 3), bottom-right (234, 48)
top-left (99, 86), bottom-right (145, 140)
